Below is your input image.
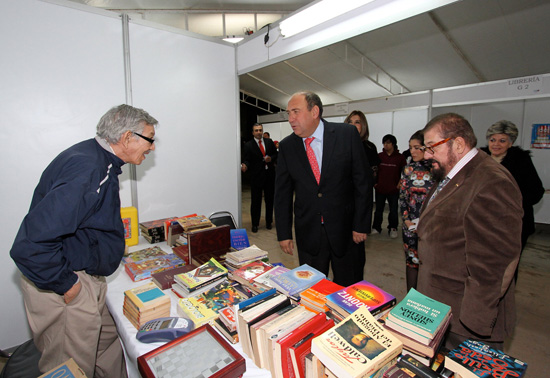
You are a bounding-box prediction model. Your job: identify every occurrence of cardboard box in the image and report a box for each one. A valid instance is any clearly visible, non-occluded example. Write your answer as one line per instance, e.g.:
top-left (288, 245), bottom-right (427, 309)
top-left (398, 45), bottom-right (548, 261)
top-left (38, 358), bottom-right (87, 378)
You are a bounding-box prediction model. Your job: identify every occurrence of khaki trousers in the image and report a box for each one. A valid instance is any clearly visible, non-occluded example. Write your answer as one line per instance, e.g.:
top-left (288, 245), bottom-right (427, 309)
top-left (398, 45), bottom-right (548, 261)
top-left (21, 271), bottom-right (127, 378)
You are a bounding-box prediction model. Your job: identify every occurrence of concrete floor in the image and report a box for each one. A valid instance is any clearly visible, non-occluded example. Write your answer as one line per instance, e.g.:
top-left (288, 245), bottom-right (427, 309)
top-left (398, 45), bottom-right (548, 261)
top-left (241, 185), bottom-right (550, 377)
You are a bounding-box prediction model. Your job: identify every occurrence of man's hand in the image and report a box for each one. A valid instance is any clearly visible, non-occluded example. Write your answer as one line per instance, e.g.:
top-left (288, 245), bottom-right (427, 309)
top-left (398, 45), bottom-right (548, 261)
top-left (264, 156), bottom-right (272, 163)
top-left (352, 231), bottom-right (367, 244)
top-left (63, 281), bottom-right (82, 304)
top-left (279, 239), bottom-right (294, 255)
top-left (241, 163), bottom-right (247, 172)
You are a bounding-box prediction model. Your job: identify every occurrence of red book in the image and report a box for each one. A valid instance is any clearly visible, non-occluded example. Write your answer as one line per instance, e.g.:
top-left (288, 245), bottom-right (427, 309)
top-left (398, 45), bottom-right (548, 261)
top-left (230, 261), bottom-right (273, 285)
top-left (285, 315), bottom-right (335, 378)
top-left (300, 279), bottom-right (343, 312)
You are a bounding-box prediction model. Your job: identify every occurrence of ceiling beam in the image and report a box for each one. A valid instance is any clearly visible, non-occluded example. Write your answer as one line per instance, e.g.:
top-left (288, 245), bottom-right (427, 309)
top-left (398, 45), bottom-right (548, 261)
top-left (428, 11), bottom-right (486, 82)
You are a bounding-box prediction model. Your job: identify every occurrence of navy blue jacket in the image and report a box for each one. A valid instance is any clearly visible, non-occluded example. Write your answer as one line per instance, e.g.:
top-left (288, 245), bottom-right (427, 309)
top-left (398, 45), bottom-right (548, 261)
top-left (11, 138), bottom-right (126, 295)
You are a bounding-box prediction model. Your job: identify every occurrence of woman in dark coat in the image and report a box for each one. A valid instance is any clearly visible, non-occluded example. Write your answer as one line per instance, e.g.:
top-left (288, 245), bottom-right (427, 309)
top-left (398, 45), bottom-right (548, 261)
top-left (481, 120), bottom-right (545, 251)
top-left (345, 110), bottom-right (380, 178)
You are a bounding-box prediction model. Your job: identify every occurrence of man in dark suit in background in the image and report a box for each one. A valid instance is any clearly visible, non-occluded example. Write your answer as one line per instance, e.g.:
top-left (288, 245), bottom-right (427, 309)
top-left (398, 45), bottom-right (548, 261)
top-left (274, 91), bottom-right (372, 286)
top-left (417, 113), bottom-right (522, 350)
top-left (242, 123), bottom-right (278, 233)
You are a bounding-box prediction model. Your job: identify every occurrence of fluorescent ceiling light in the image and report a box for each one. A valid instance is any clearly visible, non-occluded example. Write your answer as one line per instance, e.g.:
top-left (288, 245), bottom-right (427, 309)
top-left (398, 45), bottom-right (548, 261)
top-left (223, 36), bottom-right (244, 43)
top-left (279, 0), bottom-right (375, 38)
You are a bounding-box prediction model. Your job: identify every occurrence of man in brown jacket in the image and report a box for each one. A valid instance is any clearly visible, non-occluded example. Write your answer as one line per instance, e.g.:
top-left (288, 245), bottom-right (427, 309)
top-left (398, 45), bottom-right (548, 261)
top-left (417, 113), bottom-right (522, 351)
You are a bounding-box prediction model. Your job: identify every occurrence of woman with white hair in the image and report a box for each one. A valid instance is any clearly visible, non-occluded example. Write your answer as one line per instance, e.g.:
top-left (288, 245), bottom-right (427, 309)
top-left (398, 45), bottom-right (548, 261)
top-left (481, 120), bottom-right (544, 253)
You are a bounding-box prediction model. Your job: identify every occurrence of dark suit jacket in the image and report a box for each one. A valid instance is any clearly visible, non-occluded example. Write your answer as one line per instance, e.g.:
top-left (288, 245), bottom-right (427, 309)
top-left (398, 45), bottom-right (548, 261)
top-left (274, 120), bottom-right (372, 256)
top-left (417, 150), bottom-right (523, 342)
top-left (242, 137), bottom-right (278, 186)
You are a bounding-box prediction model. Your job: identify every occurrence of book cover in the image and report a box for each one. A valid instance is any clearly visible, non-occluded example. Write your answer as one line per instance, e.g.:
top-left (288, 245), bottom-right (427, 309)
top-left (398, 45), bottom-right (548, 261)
top-left (253, 265), bottom-right (290, 288)
top-left (174, 258), bottom-right (228, 290)
top-left (171, 277), bottom-right (227, 299)
top-left (444, 339), bottom-right (527, 378)
top-left (231, 260), bottom-right (273, 283)
top-left (196, 280), bottom-right (249, 313)
top-left (124, 282), bottom-right (170, 310)
top-left (124, 253), bottom-right (186, 282)
top-left (326, 280), bottom-right (396, 318)
top-left (220, 306), bottom-right (238, 332)
top-left (396, 354), bottom-right (440, 378)
top-left (271, 264), bottom-right (326, 297)
top-left (230, 228), bottom-right (250, 250)
top-left (187, 224), bottom-right (231, 257)
top-left (311, 307), bottom-right (403, 378)
top-left (176, 215), bottom-right (213, 232)
top-left (387, 288), bottom-right (451, 339)
top-left (151, 263), bottom-right (197, 290)
top-left (177, 297), bottom-right (218, 328)
top-left (123, 246), bottom-right (167, 263)
top-left (213, 317), bottom-right (239, 344)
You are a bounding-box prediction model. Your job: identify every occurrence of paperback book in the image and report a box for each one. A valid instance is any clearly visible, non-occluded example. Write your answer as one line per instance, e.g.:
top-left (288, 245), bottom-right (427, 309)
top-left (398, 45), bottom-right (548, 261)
top-left (326, 280), bottom-right (396, 319)
top-left (311, 307), bottom-right (403, 378)
top-left (195, 280), bottom-right (250, 313)
top-left (124, 253), bottom-right (186, 282)
top-left (444, 339), bottom-right (527, 378)
top-left (300, 279), bottom-right (344, 313)
top-left (270, 264), bottom-right (326, 297)
top-left (177, 297), bottom-right (218, 328)
top-left (387, 288), bottom-right (451, 340)
top-left (123, 246), bottom-right (167, 263)
top-left (174, 258), bottom-right (228, 291)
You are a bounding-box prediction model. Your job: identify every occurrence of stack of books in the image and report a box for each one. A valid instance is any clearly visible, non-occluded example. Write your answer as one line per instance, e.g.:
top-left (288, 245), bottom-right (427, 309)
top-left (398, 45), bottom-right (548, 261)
top-left (325, 280), bottom-right (396, 323)
top-left (151, 263), bottom-right (197, 290)
top-left (228, 260), bottom-right (274, 293)
top-left (124, 249), bottom-right (186, 282)
top-left (225, 244), bottom-right (269, 270)
top-left (172, 258), bottom-right (228, 298)
top-left (383, 288), bottom-right (452, 364)
top-left (311, 306), bottom-right (403, 378)
top-left (123, 282), bottom-right (171, 329)
top-left (176, 214), bottom-right (213, 232)
top-left (269, 264), bottom-right (326, 299)
top-left (444, 339), bottom-right (528, 378)
top-left (384, 354), bottom-right (442, 378)
top-left (299, 279), bottom-right (343, 313)
top-left (213, 307), bottom-right (239, 344)
top-left (139, 217), bottom-right (176, 244)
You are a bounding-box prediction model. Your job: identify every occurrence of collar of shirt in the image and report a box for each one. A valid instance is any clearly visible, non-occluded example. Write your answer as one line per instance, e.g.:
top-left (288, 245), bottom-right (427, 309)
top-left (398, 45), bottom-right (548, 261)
top-left (447, 147), bottom-right (478, 180)
top-left (303, 120), bottom-right (324, 171)
top-left (95, 136), bottom-right (116, 155)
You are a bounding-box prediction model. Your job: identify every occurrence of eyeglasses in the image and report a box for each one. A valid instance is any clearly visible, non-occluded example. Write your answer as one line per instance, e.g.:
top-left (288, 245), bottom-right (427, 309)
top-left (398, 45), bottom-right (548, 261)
top-left (421, 137), bottom-right (453, 154)
top-left (133, 131), bottom-right (155, 145)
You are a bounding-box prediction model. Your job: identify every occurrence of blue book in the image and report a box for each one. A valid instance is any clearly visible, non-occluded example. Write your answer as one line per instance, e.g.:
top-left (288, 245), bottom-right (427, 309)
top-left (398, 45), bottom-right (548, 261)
top-left (232, 287), bottom-right (277, 315)
top-left (230, 228), bottom-right (250, 250)
top-left (270, 264), bottom-right (326, 297)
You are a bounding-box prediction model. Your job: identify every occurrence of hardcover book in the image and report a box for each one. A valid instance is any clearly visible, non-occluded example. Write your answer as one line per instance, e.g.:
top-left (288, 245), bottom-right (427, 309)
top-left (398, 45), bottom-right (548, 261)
top-left (187, 224), bottom-right (231, 256)
top-left (444, 339), bottom-right (527, 378)
top-left (387, 288), bottom-right (451, 339)
top-left (174, 258), bottom-right (228, 291)
top-left (326, 280), bottom-right (396, 319)
top-left (311, 306), bottom-right (403, 378)
top-left (270, 264), bottom-right (326, 297)
top-left (124, 253), bottom-right (186, 282)
top-left (151, 263), bottom-right (197, 290)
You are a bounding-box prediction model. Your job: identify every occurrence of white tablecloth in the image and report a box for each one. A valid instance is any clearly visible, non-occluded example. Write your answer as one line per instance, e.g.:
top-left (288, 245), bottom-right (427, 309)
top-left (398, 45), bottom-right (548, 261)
top-left (105, 241), bottom-right (271, 378)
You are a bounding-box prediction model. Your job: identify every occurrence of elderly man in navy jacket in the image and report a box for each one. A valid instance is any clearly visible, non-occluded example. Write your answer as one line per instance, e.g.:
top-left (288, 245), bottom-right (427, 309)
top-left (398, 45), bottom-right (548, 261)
top-left (11, 104), bottom-right (158, 377)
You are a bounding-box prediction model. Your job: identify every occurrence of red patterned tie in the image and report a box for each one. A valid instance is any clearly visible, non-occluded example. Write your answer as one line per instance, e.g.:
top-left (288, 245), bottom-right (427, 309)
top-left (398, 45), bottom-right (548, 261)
top-left (258, 139), bottom-right (266, 156)
top-left (305, 137), bottom-right (320, 184)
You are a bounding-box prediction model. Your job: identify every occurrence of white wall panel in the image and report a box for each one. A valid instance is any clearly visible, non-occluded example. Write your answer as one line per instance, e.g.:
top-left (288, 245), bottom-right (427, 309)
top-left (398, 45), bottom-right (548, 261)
top-left (0, 0), bottom-right (125, 348)
top-left (127, 21), bottom-right (240, 224)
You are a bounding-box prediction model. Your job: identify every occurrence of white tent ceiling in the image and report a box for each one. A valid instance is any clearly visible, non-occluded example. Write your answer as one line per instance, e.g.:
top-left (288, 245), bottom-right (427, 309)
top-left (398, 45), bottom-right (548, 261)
top-left (69, 0), bottom-right (550, 110)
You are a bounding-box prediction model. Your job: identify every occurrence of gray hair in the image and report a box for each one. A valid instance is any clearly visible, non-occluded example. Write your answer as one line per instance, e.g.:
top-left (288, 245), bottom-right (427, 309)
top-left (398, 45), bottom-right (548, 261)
top-left (96, 104), bottom-right (158, 144)
top-left (486, 120), bottom-right (518, 144)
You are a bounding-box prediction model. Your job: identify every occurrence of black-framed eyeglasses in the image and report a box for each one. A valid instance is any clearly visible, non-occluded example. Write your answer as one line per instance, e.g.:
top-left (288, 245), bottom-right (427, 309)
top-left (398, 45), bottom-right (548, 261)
top-left (133, 131), bottom-right (155, 145)
top-left (421, 137), bottom-right (453, 154)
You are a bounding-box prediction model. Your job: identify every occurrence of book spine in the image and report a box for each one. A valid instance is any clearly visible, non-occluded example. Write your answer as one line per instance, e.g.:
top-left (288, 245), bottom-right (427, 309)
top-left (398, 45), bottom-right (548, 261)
top-left (396, 355), bottom-right (439, 378)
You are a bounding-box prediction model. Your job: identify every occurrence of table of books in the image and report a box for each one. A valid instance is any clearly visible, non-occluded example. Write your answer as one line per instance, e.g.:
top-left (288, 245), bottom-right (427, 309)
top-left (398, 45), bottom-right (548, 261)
top-left (105, 240), bottom-right (270, 378)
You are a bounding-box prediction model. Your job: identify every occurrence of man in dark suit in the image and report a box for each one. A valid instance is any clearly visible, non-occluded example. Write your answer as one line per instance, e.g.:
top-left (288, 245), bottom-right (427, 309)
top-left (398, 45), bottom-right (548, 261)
top-left (417, 113), bottom-right (523, 350)
top-left (274, 91), bottom-right (372, 286)
top-left (242, 123), bottom-right (278, 233)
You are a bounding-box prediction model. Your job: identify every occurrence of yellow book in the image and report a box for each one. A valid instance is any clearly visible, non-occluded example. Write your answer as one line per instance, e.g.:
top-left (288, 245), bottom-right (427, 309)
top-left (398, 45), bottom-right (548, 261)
top-left (121, 206), bottom-right (139, 246)
top-left (177, 297), bottom-right (218, 328)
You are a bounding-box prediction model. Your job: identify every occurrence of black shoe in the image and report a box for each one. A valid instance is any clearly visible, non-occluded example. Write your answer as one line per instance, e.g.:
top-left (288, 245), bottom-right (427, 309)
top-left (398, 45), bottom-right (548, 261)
top-left (266, 224), bottom-right (272, 230)
top-left (252, 226), bottom-right (258, 233)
